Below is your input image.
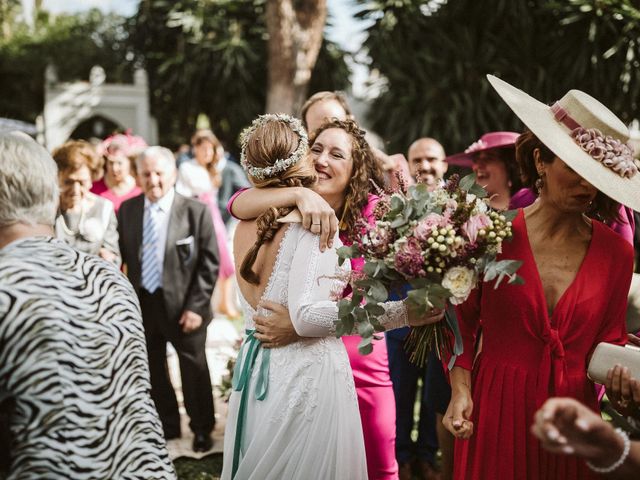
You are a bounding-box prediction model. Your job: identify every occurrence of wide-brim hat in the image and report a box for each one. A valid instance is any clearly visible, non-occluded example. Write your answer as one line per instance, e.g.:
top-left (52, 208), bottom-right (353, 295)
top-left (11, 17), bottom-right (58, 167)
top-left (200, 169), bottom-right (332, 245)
top-left (487, 74), bottom-right (640, 211)
top-left (445, 131), bottom-right (520, 167)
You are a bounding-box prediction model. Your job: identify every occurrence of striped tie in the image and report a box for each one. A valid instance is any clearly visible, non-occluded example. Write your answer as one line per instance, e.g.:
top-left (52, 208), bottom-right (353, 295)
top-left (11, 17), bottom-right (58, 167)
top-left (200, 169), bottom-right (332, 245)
top-left (141, 204), bottom-right (161, 293)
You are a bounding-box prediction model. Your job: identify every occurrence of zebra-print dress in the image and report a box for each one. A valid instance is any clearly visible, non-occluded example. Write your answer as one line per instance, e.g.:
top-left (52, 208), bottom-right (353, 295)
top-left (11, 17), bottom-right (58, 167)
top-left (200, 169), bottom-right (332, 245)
top-left (0, 237), bottom-right (176, 479)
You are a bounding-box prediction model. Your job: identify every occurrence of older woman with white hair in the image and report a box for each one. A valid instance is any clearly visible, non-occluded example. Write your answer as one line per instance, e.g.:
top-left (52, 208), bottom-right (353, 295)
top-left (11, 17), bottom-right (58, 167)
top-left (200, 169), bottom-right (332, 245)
top-left (0, 132), bottom-right (176, 479)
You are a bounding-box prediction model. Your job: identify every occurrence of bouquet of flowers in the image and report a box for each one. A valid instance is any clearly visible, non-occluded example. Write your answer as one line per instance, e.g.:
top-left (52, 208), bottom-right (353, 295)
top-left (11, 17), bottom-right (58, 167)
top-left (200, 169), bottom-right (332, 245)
top-left (336, 174), bottom-right (523, 367)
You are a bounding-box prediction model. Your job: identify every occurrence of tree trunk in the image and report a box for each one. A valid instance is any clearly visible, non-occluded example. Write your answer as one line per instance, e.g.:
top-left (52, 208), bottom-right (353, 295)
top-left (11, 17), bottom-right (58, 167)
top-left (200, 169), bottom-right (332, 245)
top-left (265, 0), bottom-right (327, 115)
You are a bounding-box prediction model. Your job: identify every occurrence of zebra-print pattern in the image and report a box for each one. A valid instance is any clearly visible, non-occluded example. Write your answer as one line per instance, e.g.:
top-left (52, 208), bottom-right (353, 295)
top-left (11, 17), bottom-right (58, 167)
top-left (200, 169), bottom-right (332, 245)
top-left (0, 237), bottom-right (176, 479)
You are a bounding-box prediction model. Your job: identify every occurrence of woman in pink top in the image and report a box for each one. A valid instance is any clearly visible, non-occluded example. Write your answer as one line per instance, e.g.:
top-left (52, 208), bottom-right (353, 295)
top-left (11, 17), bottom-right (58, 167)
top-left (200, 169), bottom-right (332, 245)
top-left (91, 134), bottom-right (144, 212)
top-left (228, 118), bottom-right (408, 479)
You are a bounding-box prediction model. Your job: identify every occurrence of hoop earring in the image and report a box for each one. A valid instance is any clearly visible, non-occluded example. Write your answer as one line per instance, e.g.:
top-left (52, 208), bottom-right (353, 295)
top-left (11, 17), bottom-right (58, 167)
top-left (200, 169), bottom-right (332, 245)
top-left (535, 172), bottom-right (545, 194)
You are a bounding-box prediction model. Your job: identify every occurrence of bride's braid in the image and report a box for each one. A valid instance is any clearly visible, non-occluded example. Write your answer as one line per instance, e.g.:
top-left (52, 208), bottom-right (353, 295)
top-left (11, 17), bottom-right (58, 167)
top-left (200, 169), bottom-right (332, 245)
top-left (239, 117), bottom-right (316, 285)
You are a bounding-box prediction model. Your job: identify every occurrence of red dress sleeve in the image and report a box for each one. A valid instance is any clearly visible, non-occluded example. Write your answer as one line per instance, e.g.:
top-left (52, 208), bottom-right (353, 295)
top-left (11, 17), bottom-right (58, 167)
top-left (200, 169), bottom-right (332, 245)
top-left (593, 240), bottom-right (634, 350)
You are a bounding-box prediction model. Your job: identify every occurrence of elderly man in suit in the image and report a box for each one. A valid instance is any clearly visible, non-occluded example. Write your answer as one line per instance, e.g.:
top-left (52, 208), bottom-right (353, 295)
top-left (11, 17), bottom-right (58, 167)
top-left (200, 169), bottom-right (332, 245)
top-left (118, 146), bottom-right (219, 452)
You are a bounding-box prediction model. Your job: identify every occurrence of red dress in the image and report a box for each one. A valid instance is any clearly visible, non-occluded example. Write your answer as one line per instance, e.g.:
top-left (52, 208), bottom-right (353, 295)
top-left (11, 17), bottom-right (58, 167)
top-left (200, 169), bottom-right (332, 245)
top-left (454, 209), bottom-right (632, 480)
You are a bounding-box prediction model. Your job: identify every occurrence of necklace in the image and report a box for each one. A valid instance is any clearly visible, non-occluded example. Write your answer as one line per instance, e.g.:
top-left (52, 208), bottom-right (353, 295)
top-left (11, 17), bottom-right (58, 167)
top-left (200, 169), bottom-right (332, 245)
top-left (58, 201), bottom-right (87, 236)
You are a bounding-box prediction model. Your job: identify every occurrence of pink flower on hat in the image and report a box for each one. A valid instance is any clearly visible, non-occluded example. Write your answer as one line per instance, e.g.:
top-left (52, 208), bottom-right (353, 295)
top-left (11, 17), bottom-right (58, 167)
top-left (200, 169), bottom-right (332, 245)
top-left (571, 127), bottom-right (638, 179)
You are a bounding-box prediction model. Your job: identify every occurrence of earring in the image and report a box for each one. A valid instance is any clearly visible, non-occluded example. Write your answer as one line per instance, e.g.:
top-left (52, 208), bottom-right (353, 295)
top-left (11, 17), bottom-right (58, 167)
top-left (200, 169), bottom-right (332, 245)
top-left (535, 172), bottom-right (545, 194)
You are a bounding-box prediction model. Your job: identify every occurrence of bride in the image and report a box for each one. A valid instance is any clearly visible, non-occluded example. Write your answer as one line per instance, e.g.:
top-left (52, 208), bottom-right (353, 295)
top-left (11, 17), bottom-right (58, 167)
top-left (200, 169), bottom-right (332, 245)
top-left (221, 114), bottom-right (440, 479)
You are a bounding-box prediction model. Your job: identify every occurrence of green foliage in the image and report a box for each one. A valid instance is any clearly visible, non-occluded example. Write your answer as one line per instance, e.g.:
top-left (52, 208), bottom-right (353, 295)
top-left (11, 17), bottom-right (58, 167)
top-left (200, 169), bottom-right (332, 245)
top-left (173, 454), bottom-right (222, 479)
top-left (130, 0), bottom-right (349, 152)
top-left (0, 1), bottom-right (348, 151)
top-left (0, 9), bottom-right (133, 123)
top-left (358, 0), bottom-right (640, 155)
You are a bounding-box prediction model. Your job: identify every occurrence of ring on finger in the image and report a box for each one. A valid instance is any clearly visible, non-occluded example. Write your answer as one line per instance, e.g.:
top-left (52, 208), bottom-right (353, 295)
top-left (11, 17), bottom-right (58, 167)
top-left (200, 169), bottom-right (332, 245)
top-left (619, 397), bottom-right (630, 408)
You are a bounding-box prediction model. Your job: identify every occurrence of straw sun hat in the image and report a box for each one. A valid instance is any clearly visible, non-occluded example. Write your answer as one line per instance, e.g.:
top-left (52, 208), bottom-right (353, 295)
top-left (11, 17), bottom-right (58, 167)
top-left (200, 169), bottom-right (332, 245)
top-left (487, 74), bottom-right (640, 212)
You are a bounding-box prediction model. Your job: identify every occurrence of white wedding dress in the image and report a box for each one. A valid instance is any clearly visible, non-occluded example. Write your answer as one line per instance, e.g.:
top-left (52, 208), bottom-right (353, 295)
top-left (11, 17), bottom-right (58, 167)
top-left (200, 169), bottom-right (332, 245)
top-left (221, 223), bottom-right (407, 480)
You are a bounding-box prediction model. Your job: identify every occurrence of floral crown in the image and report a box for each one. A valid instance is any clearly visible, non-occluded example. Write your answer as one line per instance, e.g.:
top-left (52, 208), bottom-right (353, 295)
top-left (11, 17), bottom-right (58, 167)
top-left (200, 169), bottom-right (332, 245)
top-left (240, 114), bottom-right (309, 180)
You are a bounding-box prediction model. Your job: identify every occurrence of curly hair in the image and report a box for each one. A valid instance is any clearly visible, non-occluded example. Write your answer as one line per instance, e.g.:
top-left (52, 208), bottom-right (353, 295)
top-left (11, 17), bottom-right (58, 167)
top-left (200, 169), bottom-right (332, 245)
top-left (515, 130), bottom-right (620, 223)
top-left (52, 140), bottom-right (103, 181)
top-left (240, 119), bottom-right (317, 285)
top-left (310, 118), bottom-right (385, 239)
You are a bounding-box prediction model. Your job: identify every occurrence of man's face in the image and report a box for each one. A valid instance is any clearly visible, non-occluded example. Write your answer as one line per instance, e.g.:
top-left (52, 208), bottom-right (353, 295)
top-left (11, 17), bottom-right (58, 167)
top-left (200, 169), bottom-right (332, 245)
top-left (138, 155), bottom-right (176, 202)
top-left (408, 140), bottom-right (447, 189)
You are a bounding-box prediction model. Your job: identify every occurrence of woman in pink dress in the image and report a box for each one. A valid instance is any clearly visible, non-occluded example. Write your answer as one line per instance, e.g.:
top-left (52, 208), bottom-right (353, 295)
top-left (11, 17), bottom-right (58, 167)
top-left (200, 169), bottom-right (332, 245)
top-left (91, 133), bottom-right (145, 212)
top-left (176, 129), bottom-right (237, 317)
top-left (228, 118), bottom-right (405, 479)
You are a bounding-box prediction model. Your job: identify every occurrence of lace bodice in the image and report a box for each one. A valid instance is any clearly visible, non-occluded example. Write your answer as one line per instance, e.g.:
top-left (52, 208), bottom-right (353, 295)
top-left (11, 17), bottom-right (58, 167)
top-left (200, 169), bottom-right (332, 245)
top-left (238, 223), bottom-right (408, 335)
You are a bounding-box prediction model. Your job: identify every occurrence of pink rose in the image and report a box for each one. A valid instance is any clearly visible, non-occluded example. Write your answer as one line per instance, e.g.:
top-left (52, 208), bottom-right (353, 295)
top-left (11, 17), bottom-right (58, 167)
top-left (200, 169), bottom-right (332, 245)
top-left (414, 213), bottom-right (445, 241)
top-left (462, 213), bottom-right (491, 244)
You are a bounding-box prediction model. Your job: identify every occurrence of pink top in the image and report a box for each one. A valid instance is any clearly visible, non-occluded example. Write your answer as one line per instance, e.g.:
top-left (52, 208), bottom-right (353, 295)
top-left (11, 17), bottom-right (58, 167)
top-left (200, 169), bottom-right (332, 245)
top-left (91, 179), bottom-right (142, 213)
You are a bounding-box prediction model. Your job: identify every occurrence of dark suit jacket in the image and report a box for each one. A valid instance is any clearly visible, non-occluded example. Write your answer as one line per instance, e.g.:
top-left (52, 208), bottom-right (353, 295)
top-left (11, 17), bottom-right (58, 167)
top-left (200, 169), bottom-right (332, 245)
top-left (118, 192), bottom-right (219, 326)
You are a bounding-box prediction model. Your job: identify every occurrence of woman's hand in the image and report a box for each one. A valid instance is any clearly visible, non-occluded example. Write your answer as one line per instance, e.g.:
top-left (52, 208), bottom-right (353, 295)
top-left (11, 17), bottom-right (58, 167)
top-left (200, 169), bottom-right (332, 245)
top-left (531, 397), bottom-right (625, 466)
top-left (99, 248), bottom-right (117, 263)
top-left (253, 300), bottom-right (300, 348)
top-left (443, 388), bottom-right (474, 439)
top-left (605, 364), bottom-right (640, 419)
top-left (628, 333), bottom-right (640, 347)
top-left (407, 306), bottom-right (445, 327)
top-left (294, 189), bottom-right (338, 251)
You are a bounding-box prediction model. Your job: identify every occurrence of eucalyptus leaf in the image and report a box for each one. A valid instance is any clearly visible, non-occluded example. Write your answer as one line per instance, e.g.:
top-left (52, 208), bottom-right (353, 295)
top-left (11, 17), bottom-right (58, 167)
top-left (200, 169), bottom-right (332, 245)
top-left (502, 209), bottom-right (519, 222)
top-left (459, 173), bottom-right (477, 191)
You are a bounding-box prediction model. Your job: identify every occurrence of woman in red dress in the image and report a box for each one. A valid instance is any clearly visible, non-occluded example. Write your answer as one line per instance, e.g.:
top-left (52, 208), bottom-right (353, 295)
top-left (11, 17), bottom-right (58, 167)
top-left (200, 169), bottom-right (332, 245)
top-left (444, 75), bottom-right (640, 479)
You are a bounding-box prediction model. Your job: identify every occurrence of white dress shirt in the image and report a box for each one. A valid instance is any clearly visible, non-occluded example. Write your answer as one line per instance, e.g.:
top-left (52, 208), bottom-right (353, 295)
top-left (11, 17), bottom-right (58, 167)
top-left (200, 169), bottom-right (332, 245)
top-left (143, 188), bottom-right (175, 288)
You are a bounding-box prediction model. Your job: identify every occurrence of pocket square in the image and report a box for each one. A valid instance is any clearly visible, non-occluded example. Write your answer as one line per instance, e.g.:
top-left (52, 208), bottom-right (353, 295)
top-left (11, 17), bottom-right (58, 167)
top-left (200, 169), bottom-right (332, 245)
top-left (176, 235), bottom-right (194, 264)
top-left (176, 235), bottom-right (194, 246)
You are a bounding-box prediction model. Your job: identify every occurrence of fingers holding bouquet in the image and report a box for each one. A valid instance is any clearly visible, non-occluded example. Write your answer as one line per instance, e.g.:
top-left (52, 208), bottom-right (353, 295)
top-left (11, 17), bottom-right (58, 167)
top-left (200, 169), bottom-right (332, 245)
top-left (407, 306), bottom-right (445, 327)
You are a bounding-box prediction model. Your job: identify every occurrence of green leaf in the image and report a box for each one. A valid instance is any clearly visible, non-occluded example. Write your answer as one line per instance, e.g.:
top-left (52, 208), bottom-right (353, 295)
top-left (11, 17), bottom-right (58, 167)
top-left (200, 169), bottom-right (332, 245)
top-left (459, 173), bottom-right (477, 191)
top-left (468, 183), bottom-right (488, 198)
top-left (364, 302), bottom-right (386, 316)
top-left (367, 281), bottom-right (389, 302)
top-left (358, 342), bottom-right (374, 355)
top-left (502, 209), bottom-right (519, 222)
top-left (357, 321), bottom-right (375, 338)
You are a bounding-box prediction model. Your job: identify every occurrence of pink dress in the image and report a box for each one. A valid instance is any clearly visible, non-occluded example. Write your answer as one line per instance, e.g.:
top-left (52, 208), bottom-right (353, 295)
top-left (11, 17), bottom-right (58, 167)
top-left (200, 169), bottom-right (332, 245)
top-left (341, 194), bottom-right (398, 480)
top-left (91, 179), bottom-right (141, 213)
top-left (199, 191), bottom-right (235, 280)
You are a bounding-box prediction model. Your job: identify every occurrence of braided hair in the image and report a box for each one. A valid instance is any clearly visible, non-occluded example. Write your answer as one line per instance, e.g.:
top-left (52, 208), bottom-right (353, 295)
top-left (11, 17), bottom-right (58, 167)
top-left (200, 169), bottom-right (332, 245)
top-left (240, 118), bottom-right (316, 284)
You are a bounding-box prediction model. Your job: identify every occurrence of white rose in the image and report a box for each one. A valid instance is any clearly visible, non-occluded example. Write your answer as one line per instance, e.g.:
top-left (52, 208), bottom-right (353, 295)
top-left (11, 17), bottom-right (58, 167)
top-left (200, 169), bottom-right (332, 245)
top-left (442, 266), bottom-right (476, 305)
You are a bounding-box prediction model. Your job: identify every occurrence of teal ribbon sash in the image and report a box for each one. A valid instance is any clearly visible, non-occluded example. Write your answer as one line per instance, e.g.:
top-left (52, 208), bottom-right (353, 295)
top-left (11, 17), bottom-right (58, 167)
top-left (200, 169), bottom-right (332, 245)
top-left (230, 329), bottom-right (270, 478)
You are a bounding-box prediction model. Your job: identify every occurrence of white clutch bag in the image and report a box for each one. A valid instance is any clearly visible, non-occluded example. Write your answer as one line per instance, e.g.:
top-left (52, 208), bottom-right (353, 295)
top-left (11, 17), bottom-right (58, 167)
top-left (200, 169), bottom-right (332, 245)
top-left (587, 342), bottom-right (640, 385)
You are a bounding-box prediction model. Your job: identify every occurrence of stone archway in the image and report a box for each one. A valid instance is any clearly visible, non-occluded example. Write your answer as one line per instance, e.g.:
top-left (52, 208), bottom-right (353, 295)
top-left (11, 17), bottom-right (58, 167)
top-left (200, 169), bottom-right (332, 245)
top-left (43, 66), bottom-right (157, 150)
top-left (68, 114), bottom-right (122, 141)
